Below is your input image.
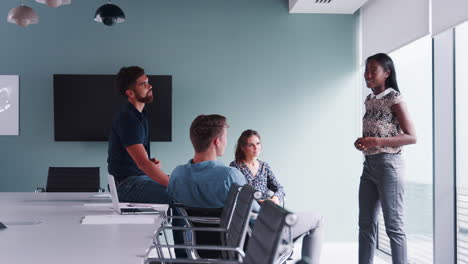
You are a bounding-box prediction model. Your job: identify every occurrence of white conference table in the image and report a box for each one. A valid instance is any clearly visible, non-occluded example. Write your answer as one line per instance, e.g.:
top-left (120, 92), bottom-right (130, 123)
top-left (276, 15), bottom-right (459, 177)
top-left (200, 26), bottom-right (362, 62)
top-left (0, 192), bottom-right (167, 264)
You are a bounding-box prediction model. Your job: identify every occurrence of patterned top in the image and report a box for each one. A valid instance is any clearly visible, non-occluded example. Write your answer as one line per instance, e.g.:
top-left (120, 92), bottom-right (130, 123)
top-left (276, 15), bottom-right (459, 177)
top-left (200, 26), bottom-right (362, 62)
top-left (229, 160), bottom-right (285, 201)
top-left (362, 88), bottom-right (404, 155)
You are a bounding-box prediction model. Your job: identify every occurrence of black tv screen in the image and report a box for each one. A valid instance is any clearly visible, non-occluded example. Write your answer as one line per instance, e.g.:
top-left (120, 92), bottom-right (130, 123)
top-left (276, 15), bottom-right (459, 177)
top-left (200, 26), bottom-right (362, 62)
top-left (54, 74), bottom-right (172, 141)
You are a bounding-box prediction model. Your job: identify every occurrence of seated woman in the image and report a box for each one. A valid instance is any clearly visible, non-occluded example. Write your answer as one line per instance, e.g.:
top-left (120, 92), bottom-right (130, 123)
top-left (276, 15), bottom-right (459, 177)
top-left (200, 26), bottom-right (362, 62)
top-left (230, 129), bottom-right (324, 264)
top-left (229, 129), bottom-right (285, 205)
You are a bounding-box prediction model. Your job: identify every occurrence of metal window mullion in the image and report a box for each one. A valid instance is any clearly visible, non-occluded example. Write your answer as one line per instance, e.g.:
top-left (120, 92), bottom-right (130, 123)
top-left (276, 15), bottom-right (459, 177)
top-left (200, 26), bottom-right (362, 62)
top-left (433, 28), bottom-right (456, 264)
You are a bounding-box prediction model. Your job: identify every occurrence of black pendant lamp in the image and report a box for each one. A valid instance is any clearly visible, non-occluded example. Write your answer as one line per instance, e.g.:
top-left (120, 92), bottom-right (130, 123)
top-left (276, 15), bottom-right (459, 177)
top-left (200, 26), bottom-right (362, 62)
top-left (94, 2), bottom-right (125, 26)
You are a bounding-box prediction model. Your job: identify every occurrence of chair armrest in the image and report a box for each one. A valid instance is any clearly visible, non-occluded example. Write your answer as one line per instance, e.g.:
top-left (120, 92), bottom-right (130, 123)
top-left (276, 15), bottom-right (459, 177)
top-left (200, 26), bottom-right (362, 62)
top-left (156, 225), bottom-right (227, 234)
top-left (163, 215), bottom-right (221, 225)
top-left (174, 203), bottom-right (223, 214)
top-left (153, 226), bottom-right (227, 245)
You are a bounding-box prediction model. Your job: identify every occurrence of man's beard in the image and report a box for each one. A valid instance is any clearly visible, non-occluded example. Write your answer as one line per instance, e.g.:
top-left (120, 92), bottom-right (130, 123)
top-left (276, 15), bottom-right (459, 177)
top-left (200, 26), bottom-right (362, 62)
top-left (135, 92), bottom-right (154, 103)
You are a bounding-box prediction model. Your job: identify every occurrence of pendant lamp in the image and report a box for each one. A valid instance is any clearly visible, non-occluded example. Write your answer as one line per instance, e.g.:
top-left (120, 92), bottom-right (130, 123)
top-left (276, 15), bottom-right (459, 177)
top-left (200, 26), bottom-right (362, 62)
top-left (35, 0), bottom-right (71, 8)
top-left (7, 3), bottom-right (39, 27)
top-left (94, 2), bottom-right (125, 26)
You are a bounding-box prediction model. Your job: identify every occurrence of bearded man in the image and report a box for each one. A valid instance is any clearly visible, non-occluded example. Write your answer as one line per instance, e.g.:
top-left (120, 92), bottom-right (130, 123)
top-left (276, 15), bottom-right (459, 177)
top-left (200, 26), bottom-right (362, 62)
top-left (107, 66), bottom-right (171, 203)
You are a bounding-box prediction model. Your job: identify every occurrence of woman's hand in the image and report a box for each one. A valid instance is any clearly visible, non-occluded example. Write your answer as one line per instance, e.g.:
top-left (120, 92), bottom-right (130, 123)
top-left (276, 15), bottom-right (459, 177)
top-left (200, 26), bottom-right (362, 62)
top-left (258, 196), bottom-right (280, 205)
top-left (354, 137), bottom-right (381, 151)
top-left (269, 196), bottom-right (280, 205)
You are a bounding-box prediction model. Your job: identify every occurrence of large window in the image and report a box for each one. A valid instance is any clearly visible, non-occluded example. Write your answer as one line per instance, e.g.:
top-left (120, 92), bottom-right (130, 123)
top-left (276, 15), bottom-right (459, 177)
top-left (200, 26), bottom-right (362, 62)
top-left (376, 35), bottom-right (434, 264)
top-left (455, 20), bottom-right (468, 264)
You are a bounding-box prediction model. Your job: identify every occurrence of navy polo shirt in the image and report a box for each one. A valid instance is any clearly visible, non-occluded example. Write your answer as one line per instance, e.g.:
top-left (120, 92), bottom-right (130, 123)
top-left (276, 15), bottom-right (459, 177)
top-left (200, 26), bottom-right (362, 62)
top-left (107, 102), bottom-right (151, 183)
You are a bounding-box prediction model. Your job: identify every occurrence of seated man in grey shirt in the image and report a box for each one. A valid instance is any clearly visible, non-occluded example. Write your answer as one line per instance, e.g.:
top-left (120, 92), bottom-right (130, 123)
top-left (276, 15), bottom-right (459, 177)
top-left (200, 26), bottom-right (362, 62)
top-left (168, 114), bottom-right (323, 263)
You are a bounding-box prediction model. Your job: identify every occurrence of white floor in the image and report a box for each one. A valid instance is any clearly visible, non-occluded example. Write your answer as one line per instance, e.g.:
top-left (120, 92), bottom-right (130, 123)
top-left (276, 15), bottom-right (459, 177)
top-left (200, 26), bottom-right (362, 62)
top-left (150, 239), bottom-right (390, 263)
top-left (287, 242), bottom-right (389, 264)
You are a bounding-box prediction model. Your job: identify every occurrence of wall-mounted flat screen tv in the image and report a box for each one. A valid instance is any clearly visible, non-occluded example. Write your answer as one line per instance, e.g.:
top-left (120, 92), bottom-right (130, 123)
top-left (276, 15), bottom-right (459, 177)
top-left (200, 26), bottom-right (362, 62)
top-left (54, 74), bottom-right (172, 142)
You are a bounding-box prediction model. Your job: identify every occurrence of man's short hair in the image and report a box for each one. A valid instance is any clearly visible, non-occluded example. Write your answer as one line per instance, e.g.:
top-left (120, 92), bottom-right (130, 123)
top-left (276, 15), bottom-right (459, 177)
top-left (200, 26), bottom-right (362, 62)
top-left (115, 66), bottom-right (145, 97)
top-left (190, 114), bottom-right (227, 153)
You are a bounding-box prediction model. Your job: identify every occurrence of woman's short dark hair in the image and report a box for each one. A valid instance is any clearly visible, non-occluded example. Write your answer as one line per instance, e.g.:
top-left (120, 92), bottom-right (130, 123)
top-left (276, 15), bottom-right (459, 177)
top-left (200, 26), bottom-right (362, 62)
top-left (365, 53), bottom-right (400, 93)
top-left (235, 129), bottom-right (261, 163)
top-left (115, 66), bottom-right (145, 97)
top-left (190, 114), bottom-right (227, 153)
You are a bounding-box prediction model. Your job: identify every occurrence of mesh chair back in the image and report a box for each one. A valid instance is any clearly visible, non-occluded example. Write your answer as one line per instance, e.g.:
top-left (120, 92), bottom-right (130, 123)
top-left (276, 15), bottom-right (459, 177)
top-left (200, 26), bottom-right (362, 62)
top-left (223, 184), bottom-right (259, 259)
top-left (244, 200), bottom-right (296, 264)
top-left (174, 183), bottom-right (241, 227)
top-left (219, 183), bottom-right (241, 229)
top-left (173, 183), bottom-right (242, 259)
top-left (46, 167), bottom-right (100, 192)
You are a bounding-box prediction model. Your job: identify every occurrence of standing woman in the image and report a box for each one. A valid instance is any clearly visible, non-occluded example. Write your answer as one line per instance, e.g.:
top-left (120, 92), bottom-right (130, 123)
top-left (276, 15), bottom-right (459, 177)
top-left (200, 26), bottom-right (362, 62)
top-left (229, 129), bottom-right (285, 204)
top-left (355, 53), bottom-right (416, 264)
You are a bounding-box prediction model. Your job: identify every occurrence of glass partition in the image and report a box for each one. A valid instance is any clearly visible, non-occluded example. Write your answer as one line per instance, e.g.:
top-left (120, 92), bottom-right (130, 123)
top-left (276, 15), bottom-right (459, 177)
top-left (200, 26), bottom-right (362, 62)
top-left (376, 35), bottom-right (434, 264)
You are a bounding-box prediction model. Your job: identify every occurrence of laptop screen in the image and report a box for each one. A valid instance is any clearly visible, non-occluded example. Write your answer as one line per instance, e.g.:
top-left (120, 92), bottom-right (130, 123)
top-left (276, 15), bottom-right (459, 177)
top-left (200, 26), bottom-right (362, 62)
top-left (107, 174), bottom-right (122, 214)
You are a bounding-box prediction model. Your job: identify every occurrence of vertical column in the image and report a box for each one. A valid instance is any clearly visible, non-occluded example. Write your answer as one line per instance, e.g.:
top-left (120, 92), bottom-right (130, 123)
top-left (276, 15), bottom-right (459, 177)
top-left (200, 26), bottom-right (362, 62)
top-left (433, 29), bottom-right (456, 264)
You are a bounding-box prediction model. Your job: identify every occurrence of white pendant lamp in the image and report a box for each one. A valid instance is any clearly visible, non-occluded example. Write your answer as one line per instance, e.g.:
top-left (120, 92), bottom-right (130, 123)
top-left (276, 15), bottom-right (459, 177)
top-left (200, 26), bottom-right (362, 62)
top-left (7, 3), bottom-right (39, 27)
top-left (35, 0), bottom-right (71, 8)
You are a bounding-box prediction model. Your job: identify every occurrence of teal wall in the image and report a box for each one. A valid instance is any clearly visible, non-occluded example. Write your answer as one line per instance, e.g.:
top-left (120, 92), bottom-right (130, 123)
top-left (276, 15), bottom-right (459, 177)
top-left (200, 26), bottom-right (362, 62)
top-left (0, 0), bottom-right (361, 241)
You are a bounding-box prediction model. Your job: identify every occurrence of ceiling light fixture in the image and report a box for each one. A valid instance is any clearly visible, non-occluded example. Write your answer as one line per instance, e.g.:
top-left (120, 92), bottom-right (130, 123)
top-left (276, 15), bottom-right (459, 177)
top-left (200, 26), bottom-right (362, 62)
top-left (7, 1), bottom-right (39, 27)
top-left (35, 0), bottom-right (71, 8)
top-left (94, 2), bottom-right (125, 26)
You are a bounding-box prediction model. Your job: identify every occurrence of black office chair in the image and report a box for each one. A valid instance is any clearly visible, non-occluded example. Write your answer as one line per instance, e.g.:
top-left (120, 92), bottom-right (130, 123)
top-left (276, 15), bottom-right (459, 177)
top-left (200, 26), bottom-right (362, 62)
top-left (172, 183), bottom-right (243, 258)
top-left (243, 200), bottom-right (296, 264)
top-left (150, 184), bottom-right (259, 261)
top-left (154, 184), bottom-right (241, 259)
top-left (36, 167), bottom-right (102, 192)
top-left (145, 200), bottom-right (297, 264)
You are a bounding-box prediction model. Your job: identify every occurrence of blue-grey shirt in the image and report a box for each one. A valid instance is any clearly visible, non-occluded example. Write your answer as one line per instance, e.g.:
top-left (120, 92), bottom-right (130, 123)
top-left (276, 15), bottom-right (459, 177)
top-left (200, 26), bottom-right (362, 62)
top-left (107, 102), bottom-right (150, 183)
top-left (168, 160), bottom-right (248, 208)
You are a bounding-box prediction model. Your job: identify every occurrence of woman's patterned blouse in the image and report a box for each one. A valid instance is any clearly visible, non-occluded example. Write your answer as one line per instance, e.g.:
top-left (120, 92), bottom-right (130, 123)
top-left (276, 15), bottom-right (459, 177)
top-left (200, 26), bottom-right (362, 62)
top-left (229, 160), bottom-right (285, 201)
top-left (363, 88), bottom-right (404, 155)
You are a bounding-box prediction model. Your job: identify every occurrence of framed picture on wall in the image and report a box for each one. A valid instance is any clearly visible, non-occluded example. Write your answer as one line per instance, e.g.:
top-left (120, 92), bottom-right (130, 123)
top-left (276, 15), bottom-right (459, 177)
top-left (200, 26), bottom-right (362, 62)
top-left (0, 75), bottom-right (19, 135)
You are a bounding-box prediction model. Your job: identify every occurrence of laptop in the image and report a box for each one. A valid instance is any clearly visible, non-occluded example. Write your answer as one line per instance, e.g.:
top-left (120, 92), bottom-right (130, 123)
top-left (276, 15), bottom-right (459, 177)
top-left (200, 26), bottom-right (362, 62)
top-left (107, 174), bottom-right (160, 215)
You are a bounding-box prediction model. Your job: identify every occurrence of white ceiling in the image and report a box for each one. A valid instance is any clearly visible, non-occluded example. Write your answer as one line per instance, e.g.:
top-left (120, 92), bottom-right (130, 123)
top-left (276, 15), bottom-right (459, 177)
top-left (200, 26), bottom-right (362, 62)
top-left (289, 0), bottom-right (370, 14)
